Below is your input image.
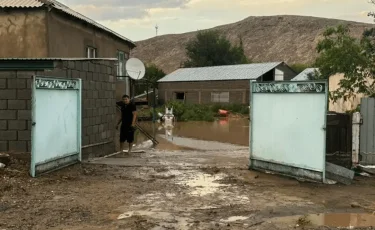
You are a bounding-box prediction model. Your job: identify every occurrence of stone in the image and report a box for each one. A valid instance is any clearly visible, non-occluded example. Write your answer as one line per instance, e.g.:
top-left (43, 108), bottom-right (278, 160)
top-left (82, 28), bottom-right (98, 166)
top-left (325, 162), bottom-right (355, 185)
top-left (0, 153), bottom-right (10, 166)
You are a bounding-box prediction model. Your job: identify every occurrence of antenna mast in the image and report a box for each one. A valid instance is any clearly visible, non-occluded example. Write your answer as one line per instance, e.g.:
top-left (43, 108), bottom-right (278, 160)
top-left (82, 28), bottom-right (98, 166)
top-left (155, 24), bottom-right (159, 36)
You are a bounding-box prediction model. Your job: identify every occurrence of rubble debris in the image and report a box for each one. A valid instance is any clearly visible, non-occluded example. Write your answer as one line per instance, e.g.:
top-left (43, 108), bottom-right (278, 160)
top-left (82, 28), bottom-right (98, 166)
top-left (325, 162), bottom-right (354, 185)
top-left (359, 172), bottom-right (371, 177)
top-left (358, 165), bottom-right (375, 175)
top-left (0, 153), bottom-right (10, 166)
top-left (350, 202), bottom-right (363, 208)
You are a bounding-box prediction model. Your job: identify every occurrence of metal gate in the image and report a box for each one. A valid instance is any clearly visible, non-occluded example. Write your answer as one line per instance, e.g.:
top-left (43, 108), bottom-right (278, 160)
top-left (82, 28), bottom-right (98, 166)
top-left (30, 76), bottom-right (82, 177)
top-left (360, 97), bottom-right (375, 165)
top-left (250, 81), bottom-right (328, 182)
top-left (326, 112), bottom-right (352, 168)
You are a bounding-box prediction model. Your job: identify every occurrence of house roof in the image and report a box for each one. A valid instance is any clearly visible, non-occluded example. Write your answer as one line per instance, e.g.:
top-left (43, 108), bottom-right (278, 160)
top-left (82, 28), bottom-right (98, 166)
top-left (158, 62), bottom-right (283, 82)
top-left (0, 58), bottom-right (118, 61)
top-left (0, 0), bottom-right (136, 48)
top-left (0, 0), bottom-right (44, 8)
top-left (291, 68), bottom-right (319, 81)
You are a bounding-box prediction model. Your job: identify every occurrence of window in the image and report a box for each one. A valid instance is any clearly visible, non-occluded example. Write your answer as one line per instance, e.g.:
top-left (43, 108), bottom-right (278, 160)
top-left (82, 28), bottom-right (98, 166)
top-left (211, 92), bottom-right (229, 103)
top-left (86, 46), bottom-right (96, 58)
top-left (117, 51), bottom-right (129, 76)
top-left (275, 68), bottom-right (284, 81)
top-left (175, 92), bottom-right (185, 100)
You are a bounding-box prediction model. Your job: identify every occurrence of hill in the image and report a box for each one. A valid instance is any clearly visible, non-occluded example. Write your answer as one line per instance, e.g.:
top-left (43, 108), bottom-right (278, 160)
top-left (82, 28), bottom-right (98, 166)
top-left (131, 15), bottom-right (373, 73)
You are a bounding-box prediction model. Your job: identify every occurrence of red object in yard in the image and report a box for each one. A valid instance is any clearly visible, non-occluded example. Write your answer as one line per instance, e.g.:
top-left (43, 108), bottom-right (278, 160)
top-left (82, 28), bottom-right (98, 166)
top-left (218, 109), bottom-right (229, 116)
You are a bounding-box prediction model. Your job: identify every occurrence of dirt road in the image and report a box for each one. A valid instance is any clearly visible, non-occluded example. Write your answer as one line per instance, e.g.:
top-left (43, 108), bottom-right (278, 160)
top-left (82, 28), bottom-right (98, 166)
top-left (1, 149), bottom-right (375, 230)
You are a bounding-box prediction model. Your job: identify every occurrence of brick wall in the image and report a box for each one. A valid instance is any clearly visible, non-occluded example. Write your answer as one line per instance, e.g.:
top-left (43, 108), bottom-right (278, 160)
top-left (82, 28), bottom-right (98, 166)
top-left (0, 59), bottom-right (117, 159)
top-left (158, 80), bottom-right (250, 104)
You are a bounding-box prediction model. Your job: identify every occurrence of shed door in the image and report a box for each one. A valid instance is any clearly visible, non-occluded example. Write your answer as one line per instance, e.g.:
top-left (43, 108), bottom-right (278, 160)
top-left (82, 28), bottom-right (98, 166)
top-left (30, 76), bottom-right (82, 177)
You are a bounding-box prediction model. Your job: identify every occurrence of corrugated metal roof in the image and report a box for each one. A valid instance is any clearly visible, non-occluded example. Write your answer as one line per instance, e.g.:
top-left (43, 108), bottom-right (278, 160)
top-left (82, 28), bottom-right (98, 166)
top-left (0, 0), bottom-right (43, 8)
top-left (158, 62), bottom-right (283, 82)
top-left (291, 68), bottom-right (319, 81)
top-left (0, 0), bottom-right (135, 47)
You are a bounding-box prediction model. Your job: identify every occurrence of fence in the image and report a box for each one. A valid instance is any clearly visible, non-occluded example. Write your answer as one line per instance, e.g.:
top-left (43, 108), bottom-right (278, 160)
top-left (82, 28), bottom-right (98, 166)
top-left (360, 98), bottom-right (375, 165)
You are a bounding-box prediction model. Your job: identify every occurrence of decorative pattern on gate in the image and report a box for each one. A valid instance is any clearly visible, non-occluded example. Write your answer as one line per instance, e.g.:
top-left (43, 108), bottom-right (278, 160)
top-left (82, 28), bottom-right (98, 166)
top-left (35, 78), bottom-right (79, 90)
top-left (252, 82), bottom-right (325, 93)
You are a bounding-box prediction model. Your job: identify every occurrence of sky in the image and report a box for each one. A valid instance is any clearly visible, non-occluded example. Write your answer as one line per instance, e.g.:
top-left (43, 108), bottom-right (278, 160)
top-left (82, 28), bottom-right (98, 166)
top-left (59, 0), bottom-right (375, 41)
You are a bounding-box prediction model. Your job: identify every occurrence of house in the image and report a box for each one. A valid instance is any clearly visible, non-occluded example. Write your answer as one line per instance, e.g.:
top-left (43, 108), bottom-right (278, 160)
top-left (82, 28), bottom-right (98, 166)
top-left (157, 62), bottom-right (297, 104)
top-left (291, 68), bottom-right (365, 113)
top-left (0, 0), bottom-right (136, 76)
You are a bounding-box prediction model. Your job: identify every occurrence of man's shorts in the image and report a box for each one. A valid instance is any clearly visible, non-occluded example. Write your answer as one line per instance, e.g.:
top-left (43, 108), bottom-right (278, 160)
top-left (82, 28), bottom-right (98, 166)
top-left (120, 125), bottom-right (135, 143)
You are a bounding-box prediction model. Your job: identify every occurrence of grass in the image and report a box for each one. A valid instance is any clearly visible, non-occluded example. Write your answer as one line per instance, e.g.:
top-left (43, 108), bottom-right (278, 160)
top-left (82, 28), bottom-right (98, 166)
top-left (140, 101), bottom-right (249, 122)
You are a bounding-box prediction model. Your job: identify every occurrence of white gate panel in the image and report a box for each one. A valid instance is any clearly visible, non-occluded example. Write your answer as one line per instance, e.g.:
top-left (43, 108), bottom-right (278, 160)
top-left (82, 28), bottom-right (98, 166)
top-left (31, 77), bottom-right (82, 177)
top-left (250, 81), bottom-right (328, 182)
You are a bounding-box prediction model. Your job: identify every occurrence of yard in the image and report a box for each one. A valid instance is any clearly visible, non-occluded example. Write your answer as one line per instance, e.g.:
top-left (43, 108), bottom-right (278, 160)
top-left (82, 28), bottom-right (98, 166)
top-left (1, 147), bottom-right (375, 230)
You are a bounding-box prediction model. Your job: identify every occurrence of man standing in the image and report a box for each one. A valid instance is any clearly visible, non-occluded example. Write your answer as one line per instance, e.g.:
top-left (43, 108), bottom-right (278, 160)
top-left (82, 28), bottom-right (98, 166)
top-left (116, 95), bottom-right (137, 154)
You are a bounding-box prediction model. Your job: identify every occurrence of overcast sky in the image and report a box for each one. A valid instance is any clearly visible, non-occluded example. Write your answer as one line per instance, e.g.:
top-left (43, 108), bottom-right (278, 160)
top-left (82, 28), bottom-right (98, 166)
top-left (59, 0), bottom-right (375, 41)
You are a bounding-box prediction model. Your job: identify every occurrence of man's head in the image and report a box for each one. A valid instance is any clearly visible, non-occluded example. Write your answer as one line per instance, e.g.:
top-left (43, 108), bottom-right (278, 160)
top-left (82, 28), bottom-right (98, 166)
top-left (122, 95), bottom-right (130, 104)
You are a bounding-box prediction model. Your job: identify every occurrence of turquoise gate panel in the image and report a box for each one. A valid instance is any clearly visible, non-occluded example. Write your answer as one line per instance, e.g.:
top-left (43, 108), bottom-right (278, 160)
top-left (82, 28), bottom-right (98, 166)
top-left (30, 76), bottom-right (82, 177)
top-left (250, 81), bottom-right (328, 182)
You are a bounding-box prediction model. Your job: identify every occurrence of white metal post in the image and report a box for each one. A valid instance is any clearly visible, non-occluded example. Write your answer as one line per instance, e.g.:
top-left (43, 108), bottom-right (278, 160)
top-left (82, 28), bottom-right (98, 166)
top-left (352, 112), bottom-right (361, 166)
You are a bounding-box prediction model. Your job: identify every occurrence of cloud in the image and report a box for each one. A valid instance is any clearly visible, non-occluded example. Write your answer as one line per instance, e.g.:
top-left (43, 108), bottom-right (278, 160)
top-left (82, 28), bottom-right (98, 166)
top-left (71, 5), bottom-right (148, 20)
top-left (62, 0), bottom-right (191, 8)
top-left (58, 0), bottom-right (375, 41)
top-left (60, 0), bottom-right (192, 20)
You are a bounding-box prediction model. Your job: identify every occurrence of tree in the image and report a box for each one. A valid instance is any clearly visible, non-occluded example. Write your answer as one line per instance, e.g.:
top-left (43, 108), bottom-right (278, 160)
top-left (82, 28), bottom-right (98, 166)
top-left (144, 64), bottom-right (166, 88)
top-left (183, 30), bottom-right (248, 67)
top-left (290, 63), bottom-right (311, 74)
top-left (368, 0), bottom-right (375, 20)
top-left (135, 64), bottom-right (165, 97)
top-left (314, 25), bottom-right (375, 102)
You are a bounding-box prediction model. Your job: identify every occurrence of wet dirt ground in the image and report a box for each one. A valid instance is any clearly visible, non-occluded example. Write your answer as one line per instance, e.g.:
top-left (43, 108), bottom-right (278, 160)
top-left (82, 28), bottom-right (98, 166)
top-left (1, 119), bottom-right (375, 230)
top-left (1, 148), bottom-right (375, 230)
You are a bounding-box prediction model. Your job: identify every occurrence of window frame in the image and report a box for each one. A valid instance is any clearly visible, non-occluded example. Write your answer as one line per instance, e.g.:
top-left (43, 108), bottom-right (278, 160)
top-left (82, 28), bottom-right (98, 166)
top-left (86, 46), bottom-right (97, 58)
top-left (211, 92), bottom-right (230, 103)
top-left (117, 50), bottom-right (129, 77)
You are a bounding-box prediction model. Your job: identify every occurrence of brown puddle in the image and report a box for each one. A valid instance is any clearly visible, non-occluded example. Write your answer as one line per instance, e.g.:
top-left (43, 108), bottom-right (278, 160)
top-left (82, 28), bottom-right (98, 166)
top-left (136, 118), bottom-right (250, 147)
top-left (272, 213), bottom-right (375, 228)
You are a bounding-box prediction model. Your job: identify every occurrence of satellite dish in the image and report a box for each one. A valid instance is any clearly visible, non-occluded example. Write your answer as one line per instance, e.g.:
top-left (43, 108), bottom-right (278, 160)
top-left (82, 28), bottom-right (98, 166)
top-left (126, 58), bottom-right (145, 80)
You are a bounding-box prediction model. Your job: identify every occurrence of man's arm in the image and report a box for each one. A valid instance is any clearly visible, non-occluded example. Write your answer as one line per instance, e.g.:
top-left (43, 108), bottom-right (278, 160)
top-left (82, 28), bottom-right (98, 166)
top-left (116, 117), bottom-right (122, 129)
top-left (132, 105), bottom-right (137, 126)
top-left (116, 117), bottom-right (122, 126)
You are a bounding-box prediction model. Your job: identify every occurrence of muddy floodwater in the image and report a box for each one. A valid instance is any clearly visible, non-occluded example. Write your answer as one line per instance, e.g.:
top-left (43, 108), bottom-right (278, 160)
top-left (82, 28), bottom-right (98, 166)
top-left (136, 118), bottom-right (250, 147)
top-left (271, 213), bottom-right (375, 228)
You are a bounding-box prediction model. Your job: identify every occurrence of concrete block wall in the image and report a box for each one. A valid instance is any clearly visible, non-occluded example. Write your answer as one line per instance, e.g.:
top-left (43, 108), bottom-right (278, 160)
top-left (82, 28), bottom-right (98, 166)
top-left (0, 73), bottom-right (32, 153)
top-left (0, 59), bottom-right (117, 159)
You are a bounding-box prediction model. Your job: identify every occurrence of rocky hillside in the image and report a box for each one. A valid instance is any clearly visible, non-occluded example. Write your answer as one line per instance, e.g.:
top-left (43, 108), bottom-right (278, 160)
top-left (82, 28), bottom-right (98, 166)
top-left (132, 15), bottom-right (373, 73)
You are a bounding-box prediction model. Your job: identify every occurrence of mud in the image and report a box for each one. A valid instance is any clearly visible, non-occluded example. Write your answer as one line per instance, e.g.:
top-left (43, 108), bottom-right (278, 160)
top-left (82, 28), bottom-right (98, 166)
top-left (270, 213), bottom-right (375, 228)
top-left (1, 148), bottom-right (375, 230)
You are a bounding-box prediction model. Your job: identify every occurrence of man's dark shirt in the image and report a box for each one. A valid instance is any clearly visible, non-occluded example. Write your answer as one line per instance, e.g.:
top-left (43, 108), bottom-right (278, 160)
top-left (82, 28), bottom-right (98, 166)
top-left (116, 101), bottom-right (136, 126)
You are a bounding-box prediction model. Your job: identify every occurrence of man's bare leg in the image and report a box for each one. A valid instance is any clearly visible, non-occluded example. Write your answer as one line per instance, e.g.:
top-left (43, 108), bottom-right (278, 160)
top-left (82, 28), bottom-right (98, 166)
top-left (128, 142), bottom-right (133, 154)
top-left (120, 142), bottom-right (126, 155)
